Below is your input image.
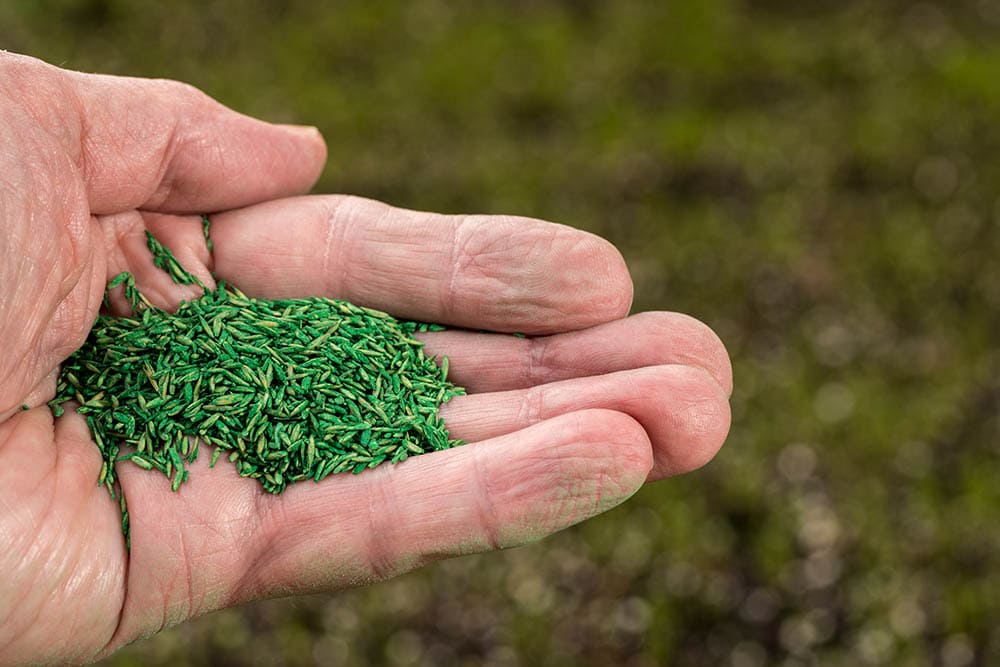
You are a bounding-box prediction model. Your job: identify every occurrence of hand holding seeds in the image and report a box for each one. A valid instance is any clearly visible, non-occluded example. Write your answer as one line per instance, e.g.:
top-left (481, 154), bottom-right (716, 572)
top-left (0, 52), bottom-right (731, 664)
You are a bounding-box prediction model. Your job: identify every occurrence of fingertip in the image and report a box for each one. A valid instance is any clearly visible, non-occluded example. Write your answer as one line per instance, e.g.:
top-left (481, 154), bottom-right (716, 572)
top-left (494, 409), bottom-right (653, 535)
top-left (633, 311), bottom-right (734, 396)
top-left (653, 365), bottom-right (732, 477)
top-left (497, 225), bottom-right (633, 334)
top-left (275, 124), bottom-right (327, 187)
top-left (544, 230), bottom-right (633, 332)
top-left (690, 320), bottom-right (734, 397)
top-left (594, 237), bottom-right (634, 322)
top-left (566, 408), bottom-right (653, 503)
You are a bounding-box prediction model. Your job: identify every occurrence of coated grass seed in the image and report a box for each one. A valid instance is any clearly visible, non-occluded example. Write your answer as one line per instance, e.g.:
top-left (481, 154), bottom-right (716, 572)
top-left (50, 225), bottom-right (465, 547)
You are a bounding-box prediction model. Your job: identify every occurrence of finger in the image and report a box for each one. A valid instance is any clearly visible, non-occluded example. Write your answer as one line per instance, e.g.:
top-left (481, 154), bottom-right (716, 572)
top-left (102, 409), bottom-right (651, 646)
top-left (440, 365), bottom-right (731, 480)
top-left (420, 311), bottom-right (733, 395)
top-left (27, 53), bottom-right (327, 213)
top-left (209, 195), bottom-right (633, 333)
top-left (234, 409), bottom-right (652, 600)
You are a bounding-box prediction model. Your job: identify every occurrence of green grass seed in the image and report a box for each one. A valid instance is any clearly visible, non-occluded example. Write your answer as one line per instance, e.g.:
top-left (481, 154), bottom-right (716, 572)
top-left (51, 227), bottom-right (465, 548)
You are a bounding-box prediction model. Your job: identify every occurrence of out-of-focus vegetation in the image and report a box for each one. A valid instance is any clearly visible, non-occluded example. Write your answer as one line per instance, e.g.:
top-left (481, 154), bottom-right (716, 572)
top-left (4, 0), bottom-right (1000, 664)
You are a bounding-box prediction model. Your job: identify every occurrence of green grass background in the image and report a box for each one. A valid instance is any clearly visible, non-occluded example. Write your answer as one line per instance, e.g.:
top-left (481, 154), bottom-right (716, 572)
top-left (4, 0), bottom-right (1000, 664)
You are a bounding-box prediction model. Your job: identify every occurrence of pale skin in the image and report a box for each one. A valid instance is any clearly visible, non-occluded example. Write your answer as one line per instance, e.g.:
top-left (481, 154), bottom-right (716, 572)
top-left (0, 52), bottom-right (732, 664)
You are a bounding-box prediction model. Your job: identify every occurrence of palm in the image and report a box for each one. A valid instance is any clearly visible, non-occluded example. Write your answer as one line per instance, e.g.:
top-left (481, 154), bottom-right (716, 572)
top-left (0, 54), bottom-right (731, 664)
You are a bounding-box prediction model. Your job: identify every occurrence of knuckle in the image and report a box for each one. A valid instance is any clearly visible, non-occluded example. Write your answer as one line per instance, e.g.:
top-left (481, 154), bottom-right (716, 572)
top-left (516, 384), bottom-right (546, 426)
top-left (159, 79), bottom-right (209, 106)
top-left (525, 335), bottom-right (551, 385)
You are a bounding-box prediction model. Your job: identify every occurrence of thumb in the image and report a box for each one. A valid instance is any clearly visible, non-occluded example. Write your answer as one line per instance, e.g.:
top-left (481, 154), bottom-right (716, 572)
top-left (20, 53), bottom-right (327, 214)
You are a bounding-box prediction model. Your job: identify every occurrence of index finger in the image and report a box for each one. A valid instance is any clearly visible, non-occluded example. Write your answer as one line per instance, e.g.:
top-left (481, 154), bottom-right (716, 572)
top-left (209, 195), bottom-right (633, 334)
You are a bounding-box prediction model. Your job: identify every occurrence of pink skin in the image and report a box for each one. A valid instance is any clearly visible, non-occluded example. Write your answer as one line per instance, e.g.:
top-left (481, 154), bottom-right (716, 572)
top-left (0, 52), bottom-right (732, 664)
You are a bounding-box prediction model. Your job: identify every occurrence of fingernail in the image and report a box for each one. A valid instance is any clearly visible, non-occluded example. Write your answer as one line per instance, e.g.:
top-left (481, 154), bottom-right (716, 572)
top-left (278, 124), bottom-right (322, 141)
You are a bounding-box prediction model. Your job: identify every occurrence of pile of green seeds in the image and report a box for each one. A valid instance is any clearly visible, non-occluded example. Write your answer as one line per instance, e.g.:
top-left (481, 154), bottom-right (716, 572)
top-left (50, 225), bottom-right (465, 545)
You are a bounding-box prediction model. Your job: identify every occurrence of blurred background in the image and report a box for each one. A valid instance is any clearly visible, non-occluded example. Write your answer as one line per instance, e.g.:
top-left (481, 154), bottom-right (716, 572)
top-left (4, 0), bottom-right (1000, 664)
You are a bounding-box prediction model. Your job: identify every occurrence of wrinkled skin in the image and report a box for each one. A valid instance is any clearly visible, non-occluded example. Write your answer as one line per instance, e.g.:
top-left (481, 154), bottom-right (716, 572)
top-left (0, 52), bottom-right (732, 664)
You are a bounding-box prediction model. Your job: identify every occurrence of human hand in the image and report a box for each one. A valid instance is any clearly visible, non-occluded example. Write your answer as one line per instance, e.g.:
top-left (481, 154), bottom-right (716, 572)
top-left (0, 53), bottom-right (731, 664)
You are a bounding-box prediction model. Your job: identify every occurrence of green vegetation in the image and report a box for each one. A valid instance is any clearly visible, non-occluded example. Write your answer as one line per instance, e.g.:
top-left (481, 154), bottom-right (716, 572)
top-left (3, 0), bottom-right (999, 664)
